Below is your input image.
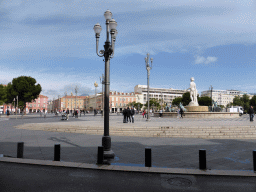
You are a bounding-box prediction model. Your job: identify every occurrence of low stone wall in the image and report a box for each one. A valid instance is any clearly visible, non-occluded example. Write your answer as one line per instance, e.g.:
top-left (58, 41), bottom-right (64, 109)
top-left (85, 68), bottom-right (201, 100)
top-left (154, 112), bottom-right (240, 118)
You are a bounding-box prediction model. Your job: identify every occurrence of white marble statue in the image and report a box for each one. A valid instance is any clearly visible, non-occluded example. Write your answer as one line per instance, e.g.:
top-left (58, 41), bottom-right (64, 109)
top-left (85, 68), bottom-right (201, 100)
top-left (187, 77), bottom-right (199, 106)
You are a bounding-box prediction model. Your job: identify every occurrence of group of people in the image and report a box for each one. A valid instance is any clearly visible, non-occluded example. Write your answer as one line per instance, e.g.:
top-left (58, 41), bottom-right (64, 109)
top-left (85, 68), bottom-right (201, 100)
top-left (123, 107), bottom-right (135, 123)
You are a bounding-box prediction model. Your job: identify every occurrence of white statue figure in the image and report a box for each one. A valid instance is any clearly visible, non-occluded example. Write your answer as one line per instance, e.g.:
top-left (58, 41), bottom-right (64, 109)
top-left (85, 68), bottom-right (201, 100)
top-left (187, 77), bottom-right (199, 106)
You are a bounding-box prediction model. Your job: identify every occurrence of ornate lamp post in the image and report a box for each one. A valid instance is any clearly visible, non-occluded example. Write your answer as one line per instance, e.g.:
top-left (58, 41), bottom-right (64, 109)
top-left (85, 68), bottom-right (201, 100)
top-left (94, 10), bottom-right (117, 158)
top-left (100, 74), bottom-right (105, 117)
top-left (145, 53), bottom-right (153, 121)
top-left (75, 86), bottom-right (78, 111)
top-left (94, 82), bottom-right (98, 113)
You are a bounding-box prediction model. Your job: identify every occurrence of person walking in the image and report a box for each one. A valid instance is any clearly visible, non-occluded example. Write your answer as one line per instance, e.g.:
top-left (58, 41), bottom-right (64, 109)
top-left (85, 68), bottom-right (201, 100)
top-left (248, 106), bottom-right (254, 122)
top-left (142, 110), bottom-right (146, 118)
top-left (180, 107), bottom-right (184, 118)
top-left (159, 109), bottom-right (163, 118)
top-left (127, 107), bottom-right (131, 123)
top-left (123, 108), bottom-right (127, 123)
top-left (131, 107), bottom-right (135, 123)
top-left (177, 108), bottom-right (180, 118)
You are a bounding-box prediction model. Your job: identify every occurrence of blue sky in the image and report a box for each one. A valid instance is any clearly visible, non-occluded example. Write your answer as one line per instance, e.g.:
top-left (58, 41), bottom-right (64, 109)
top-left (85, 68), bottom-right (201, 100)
top-left (0, 0), bottom-right (255, 99)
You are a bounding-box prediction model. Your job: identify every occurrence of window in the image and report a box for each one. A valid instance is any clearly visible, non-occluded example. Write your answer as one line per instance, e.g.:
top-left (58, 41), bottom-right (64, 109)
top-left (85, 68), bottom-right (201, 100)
top-left (38, 104), bottom-right (40, 107)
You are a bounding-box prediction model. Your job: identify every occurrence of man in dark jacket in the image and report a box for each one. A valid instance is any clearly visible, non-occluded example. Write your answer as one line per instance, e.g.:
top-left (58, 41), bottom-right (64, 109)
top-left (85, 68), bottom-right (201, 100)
top-left (131, 107), bottom-right (135, 123)
top-left (123, 108), bottom-right (127, 123)
top-left (180, 107), bottom-right (184, 118)
top-left (127, 107), bottom-right (131, 123)
top-left (248, 106), bottom-right (254, 122)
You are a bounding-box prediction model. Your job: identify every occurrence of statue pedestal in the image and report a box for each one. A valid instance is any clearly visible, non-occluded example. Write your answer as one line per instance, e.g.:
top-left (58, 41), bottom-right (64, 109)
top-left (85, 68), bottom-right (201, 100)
top-left (188, 101), bottom-right (199, 106)
top-left (185, 106), bottom-right (208, 112)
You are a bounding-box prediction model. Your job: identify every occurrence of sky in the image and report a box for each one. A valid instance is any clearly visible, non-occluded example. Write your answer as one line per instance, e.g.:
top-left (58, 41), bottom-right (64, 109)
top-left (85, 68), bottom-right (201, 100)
top-left (0, 0), bottom-right (256, 99)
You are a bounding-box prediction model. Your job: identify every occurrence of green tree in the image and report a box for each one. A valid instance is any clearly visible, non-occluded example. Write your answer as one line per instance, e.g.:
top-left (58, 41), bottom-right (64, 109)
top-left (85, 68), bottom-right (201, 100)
top-left (232, 96), bottom-right (243, 106)
top-left (144, 98), bottom-right (160, 109)
top-left (198, 96), bottom-right (212, 106)
top-left (250, 95), bottom-right (256, 111)
top-left (6, 76), bottom-right (42, 112)
top-left (242, 94), bottom-right (250, 112)
top-left (0, 84), bottom-right (7, 105)
top-left (172, 97), bottom-right (182, 106)
top-left (127, 101), bottom-right (143, 110)
top-left (182, 92), bottom-right (191, 106)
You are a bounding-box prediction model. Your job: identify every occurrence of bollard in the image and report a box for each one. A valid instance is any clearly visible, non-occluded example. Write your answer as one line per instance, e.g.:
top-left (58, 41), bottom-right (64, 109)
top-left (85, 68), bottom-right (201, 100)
top-left (97, 146), bottom-right (104, 164)
top-left (145, 147), bottom-right (152, 167)
top-left (17, 142), bottom-right (24, 158)
top-left (253, 150), bottom-right (256, 172)
top-left (54, 144), bottom-right (61, 161)
top-left (199, 149), bottom-right (206, 170)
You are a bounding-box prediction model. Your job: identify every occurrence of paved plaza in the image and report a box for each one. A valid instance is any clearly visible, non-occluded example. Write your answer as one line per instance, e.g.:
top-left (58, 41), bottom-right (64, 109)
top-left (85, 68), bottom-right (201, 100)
top-left (1, 113), bottom-right (256, 171)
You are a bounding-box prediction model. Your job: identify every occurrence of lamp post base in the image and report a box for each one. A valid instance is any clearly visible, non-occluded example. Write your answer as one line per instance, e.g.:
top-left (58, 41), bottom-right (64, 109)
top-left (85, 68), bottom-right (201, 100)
top-left (102, 136), bottom-right (115, 159)
top-left (146, 118), bottom-right (151, 121)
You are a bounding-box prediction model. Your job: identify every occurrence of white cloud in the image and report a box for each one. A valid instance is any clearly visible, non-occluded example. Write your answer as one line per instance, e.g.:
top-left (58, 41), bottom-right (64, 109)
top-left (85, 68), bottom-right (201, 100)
top-left (195, 56), bottom-right (218, 64)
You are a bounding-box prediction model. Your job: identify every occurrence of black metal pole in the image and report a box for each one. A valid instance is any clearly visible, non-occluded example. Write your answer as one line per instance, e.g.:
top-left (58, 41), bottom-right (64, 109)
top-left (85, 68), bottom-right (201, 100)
top-left (102, 41), bottom-right (114, 159)
top-left (199, 149), bottom-right (206, 170)
top-left (253, 150), bottom-right (256, 172)
top-left (97, 146), bottom-right (104, 164)
top-left (145, 147), bottom-right (152, 167)
top-left (54, 144), bottom-right (61, 161)
top-left (17, 142), bottom-right (24, 158)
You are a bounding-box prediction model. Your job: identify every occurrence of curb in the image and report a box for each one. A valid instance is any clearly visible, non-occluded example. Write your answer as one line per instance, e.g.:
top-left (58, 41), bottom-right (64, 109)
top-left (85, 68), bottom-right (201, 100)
top-left (0, 157), bottom-right (255, 177)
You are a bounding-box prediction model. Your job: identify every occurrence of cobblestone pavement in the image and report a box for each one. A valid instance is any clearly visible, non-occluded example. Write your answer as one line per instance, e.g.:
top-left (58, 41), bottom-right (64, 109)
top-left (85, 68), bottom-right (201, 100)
top-left (1, 113), bottom-right (256, 171)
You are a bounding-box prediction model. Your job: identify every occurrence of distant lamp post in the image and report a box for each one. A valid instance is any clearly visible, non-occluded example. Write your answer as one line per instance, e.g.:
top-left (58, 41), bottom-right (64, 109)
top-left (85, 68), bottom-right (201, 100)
top-left (100, 74), bottom-right (105, 117)
top-left (145, 53), bottom-right (153, 121)
top-left (94, 82), bottom-right (98, 112)
top-left (210, 85), bottom-right (213, 111)
top-left (75, 86), bottom-right (78, 114)
top-left (94, 9), bottom-right (118, 159)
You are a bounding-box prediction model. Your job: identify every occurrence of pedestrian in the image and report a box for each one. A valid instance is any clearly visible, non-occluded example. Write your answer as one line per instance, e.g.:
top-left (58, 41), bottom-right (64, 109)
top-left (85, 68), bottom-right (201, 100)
top-left (7, 110), bottom-right (10, 117)
top-left (180, 107), bottom-right (184, 118)
top-left (177, 108), bottom-right (180, 118)
top-left (142, 110), bottom-right (146, 118)
top-left (127, 107), bottom-right (131, 123)
top-left (159, 109), bottom-right (163, 118)
top-left (131, 107), bottom-right (135, 123)
top-left (123, 108), bottom-right (127, 123)
top-left (248, 106), bottom-right (254, 122)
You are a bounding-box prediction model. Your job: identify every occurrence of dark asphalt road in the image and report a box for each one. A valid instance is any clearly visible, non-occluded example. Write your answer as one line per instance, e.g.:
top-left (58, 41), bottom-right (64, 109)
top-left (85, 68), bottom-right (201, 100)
top-left (1, 161), bottom-right (256, 192)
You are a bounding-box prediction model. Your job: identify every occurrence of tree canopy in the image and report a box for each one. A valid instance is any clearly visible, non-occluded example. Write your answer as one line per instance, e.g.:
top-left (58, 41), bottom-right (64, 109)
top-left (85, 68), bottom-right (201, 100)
top-left (172, 97), bottom-right (182, 106)
top-left (0, 84), bottom-right (7, 105)
top-left (144, 98), bottom-right (161, 109)
top-left (198, 96), bottom-right (212, 106)
top-left (232, 94), bottom-right (250, 113)
top-left (182, 92), bottom-right (191, 106)
top-left (6, 76), bottom-right (42, 110)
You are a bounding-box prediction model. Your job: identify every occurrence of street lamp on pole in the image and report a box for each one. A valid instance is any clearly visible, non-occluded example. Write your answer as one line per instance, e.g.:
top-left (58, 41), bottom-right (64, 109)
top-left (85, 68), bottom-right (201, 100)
top-left (75, 86), bottom-right (78, 114)
top-left (100, 74), bottom-right (105, 117)
top-left (210, 85), bottom-right (213, 111)
top-left (94, 82), bottom-right (98, 113)
top-left (145, 53), bottom-right (153, 121)
top-left (94, 9), bottom-right (117, 159)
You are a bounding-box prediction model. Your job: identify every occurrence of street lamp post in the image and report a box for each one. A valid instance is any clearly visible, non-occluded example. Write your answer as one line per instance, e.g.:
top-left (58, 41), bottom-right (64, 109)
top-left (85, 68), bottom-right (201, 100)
top-left (94, 82), bottom-right (98, 114)
top-left (94, 9), bottom-right (117, 159)
top-left (100, 74), bottom-right (105, 117)
top-left (210, 85), bottom-right (213, 111)
top-left (75, 86), bottom-right (78, 117)
top-left (145, 53), bottom-right (153, 121)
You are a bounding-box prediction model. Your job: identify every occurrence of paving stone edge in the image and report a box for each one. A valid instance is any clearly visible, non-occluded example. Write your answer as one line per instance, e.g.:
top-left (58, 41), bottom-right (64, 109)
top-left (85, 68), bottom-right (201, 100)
top-left (0, 157), bottom-right (255, 177)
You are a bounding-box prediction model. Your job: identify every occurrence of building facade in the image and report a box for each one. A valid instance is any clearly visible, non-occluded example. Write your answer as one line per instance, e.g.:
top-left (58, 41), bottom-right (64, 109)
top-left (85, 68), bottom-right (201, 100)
top-left (134, 85), bottom-right (187, 107)
top-left (201, 89), bottom-right (253, 107)
top-left (51, 93), bottom-right (88, 112)
top-left (84, 91), bottom-right (137, 113)
top-left (26, 94), bottom-right (48, 113)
